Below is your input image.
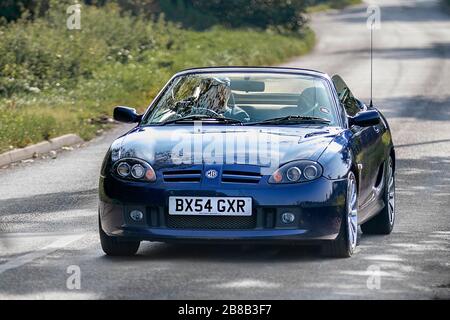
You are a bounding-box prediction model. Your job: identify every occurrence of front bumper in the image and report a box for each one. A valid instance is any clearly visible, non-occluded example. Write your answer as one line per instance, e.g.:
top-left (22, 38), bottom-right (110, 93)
top-left (99, 175), bottom-right (348, 243)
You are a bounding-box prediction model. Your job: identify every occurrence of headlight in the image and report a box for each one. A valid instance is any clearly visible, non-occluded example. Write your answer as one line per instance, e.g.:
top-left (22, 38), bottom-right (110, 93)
top-left (269, 160), bottom-right (322, 184)
top-left (303, 165), bottom-right (319, 180)
top-left (286, 167), bottom-right (302, 182)
top-left (112, 158), bottom-right (156, 182)
top-left (117, 162), bottom-right (131, 177)
top-left (131, 164), bottom-right (145, 179)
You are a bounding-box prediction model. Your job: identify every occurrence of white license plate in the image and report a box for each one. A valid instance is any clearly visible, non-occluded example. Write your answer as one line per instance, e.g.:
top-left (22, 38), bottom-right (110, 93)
top-left (168, 197), bottom-right (252, 216)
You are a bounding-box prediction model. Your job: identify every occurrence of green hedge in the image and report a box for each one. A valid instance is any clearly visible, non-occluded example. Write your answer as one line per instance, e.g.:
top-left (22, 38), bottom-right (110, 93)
top-left (160, 0), bottom-right (308, 31)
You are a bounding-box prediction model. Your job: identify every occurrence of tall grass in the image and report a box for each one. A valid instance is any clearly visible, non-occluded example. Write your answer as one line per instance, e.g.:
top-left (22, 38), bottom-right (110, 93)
top-left (0, 3), bottom-right (315, 152)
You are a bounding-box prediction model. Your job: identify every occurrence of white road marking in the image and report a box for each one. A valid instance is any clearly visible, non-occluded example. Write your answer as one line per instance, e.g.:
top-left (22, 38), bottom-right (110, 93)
top-left (363, 254), bottom-right (404, 261)
top-left (0, 291), bottom-right (100, 300)
top-left (214, 279), bottom-right (281, 289)
top-left (0, 234), bottom-right (85, 275)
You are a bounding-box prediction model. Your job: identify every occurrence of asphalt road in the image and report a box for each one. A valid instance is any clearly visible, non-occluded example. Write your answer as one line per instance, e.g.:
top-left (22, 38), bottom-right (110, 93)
top-left (1, 0), bottom-right (449, 299)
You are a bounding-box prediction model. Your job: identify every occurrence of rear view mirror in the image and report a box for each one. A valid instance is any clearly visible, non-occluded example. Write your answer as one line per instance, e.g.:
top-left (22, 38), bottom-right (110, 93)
top-left (230, 80), bottom-right (265, 92)
top-left (349, 110), bottom-right (380, 127)
top-left (113, 106), bottom-right (142, 123)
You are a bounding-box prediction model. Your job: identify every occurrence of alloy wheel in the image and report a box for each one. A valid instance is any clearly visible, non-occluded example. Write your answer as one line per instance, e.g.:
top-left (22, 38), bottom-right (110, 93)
top-left (387, 159), bottom-right (395, 226)
top-left (347, 172), bottom-right (358, 253)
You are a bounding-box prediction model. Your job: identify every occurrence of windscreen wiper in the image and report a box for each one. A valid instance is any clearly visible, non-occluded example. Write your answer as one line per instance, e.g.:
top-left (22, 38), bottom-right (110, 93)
top-left (159, 114), bottom-right (243, 125)
top-left (245, 115), bottom-right (331, 125)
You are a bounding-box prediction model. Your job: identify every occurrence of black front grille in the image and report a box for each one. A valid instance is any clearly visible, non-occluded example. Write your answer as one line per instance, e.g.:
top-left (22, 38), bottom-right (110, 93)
top-left (163, 169), bottom-right (202, 182)
top-left (166, 214), bottom-right (256, 230)
top-left (221, 170), bottom-right (262, 184)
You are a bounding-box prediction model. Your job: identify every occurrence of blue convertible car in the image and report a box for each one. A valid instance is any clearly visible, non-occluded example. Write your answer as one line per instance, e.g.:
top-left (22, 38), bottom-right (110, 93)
top-left (99, 67), bottom-right (395, 258)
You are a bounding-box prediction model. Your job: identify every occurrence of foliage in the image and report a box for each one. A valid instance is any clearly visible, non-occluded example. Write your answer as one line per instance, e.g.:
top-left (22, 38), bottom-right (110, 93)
top-left (161, 0), bottom-right (308, 31)
top-left (0, 0), bottom-right (49, 22)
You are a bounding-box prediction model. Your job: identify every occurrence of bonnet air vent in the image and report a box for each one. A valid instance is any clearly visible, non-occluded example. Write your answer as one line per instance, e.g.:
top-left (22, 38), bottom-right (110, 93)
top-left (304, 131), bottom-right (330, 139)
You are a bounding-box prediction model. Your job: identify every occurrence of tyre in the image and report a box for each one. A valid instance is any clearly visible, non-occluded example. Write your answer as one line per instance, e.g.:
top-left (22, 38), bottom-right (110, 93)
top-left (361, 157), bottom-right (395, 235)
top-left (322, 171), bottom-right (358, 258)
top-left (99, 216), bottom-right (140, 256)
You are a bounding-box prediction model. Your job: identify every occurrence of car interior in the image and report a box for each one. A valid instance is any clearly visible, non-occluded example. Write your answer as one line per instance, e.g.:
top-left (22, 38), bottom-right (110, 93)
top-left (228, 87), bottom-right (334, 122)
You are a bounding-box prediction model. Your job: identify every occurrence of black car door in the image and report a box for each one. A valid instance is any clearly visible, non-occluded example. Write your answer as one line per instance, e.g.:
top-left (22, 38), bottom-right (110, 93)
top-left (332, 75), bottom-right (384, 219)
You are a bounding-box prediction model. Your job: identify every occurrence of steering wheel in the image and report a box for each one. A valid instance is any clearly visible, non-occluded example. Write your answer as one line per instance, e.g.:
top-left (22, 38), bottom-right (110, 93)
top-left (174, 98), bottom-right (222, 117)
top-left (176, 106), bottom-right (223, 119)
top-left (198, 108), bottom-right (221, 118)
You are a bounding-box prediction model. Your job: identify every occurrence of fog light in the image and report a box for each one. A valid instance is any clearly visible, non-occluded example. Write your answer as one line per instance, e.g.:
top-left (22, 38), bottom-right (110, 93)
top-left (281, 212), bottom-right (295, 224)
top-left (130, 210), bottom-right (144, 222)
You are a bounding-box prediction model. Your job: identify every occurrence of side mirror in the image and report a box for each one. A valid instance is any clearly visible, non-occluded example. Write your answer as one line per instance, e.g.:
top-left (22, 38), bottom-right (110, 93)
top-left (349, 110), bottom-right (380, 127)
top-left (113, 106), bottom-right (142, 123)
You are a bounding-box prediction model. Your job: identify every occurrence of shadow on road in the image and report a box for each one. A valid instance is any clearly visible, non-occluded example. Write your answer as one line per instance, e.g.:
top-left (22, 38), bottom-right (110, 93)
top-left (331, 42), bottom-right (450, 60)
top-left (102, 242), bottom-right (325, 263)
top-left (334, 3), bottom-right (450, 24)
top-left (379, 96), bottom-right (450, 121)
top-left (0, 189), bottom-right (98, 237)
top-left (396, 138), bottom-right (450, 149)
top-left (0, 189), bottom-right (98, 216)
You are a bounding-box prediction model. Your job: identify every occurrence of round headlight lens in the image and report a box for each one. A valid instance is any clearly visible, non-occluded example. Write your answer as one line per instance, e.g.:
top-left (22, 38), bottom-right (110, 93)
top-left (304, 165), bottom-right (319, 180)
top-left (131, 164), bottom-right (145, 179)
top-left (286, 167), bottom-right (302, 182)
top-left (117, 162), bottom-right (130, 177)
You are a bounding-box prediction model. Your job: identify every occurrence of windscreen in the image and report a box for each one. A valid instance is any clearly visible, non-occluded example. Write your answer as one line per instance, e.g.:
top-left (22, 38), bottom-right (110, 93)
top-left (143, 72), bottom-right (337, 125)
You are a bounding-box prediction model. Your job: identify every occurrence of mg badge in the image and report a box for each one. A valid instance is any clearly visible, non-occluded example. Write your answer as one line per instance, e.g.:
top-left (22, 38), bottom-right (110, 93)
top-left (205, 169), bottom-right (218, 179)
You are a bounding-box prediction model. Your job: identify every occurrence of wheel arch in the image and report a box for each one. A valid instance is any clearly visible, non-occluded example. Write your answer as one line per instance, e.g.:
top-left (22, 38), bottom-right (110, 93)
top-left (350, 162), bottom-right (360, 190)
top-left (390, 147), bottom-right (396, 173)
